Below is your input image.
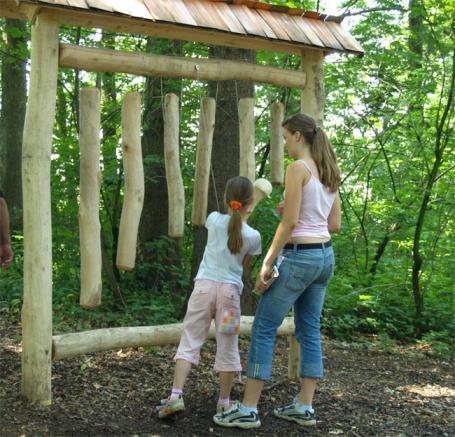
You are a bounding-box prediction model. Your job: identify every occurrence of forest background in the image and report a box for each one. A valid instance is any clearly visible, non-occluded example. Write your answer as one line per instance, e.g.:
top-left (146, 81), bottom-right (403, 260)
top-left (0, 0), bottom-right (453, 358)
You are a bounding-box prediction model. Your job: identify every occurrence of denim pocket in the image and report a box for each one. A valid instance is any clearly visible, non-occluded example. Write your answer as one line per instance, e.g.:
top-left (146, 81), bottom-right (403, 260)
top-left (285, 259), bottom-right (321, 292)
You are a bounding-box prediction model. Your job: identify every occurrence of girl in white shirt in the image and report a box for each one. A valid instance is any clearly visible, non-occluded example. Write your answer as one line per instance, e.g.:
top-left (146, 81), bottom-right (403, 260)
top-left (157, 176), bottom-right (261, 419)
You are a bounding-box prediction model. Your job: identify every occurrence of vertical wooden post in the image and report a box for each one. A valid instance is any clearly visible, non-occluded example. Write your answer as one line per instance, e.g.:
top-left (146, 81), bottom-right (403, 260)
top-left (164, 93), bottom-right (184, 238)
top-left (270, 101), bottom-right (284, 185)
top-left (21, 13), bottom-right (59, 405)
top-left (79, 88), bottom-right (102, 307)
top-left (191, 97), bottom-right (216, 226)
top-left (116, 92), bottom-right (144, 271)
top-left (300, 49), bottom-right (324, 126)
top-left (287, 49), bottom-right (325, 380)
top-left (238, 97), bottom-right (255, 183)
top-left (288, 335), bottom-right (301, 381)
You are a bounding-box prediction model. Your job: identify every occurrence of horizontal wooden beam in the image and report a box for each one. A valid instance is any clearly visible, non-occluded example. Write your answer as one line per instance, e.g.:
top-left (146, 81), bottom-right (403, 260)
top-left (1, 1), bottom-right (329, 56)
top-left (52, 316), bottom-right (295, 360)
top-left (59, 44), bottom-right (307, 88)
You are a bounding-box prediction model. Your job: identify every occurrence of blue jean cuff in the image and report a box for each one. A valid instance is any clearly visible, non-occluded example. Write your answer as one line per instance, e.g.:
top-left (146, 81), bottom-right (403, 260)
top-left (246, 362), bottom-right (273, 380)
top-left (300, 361), bottom-right (323, 379)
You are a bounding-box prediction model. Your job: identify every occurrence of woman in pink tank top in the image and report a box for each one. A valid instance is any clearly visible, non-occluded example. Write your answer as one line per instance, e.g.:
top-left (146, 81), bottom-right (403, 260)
top-left (214, 114), bottom-right (341, 430)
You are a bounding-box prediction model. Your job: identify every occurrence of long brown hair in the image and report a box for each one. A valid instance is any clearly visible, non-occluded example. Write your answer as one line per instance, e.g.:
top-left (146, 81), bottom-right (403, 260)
top-left (282, 113), bottom-right (340, 192)
top-left (224, 176), bottom-right (253, 255)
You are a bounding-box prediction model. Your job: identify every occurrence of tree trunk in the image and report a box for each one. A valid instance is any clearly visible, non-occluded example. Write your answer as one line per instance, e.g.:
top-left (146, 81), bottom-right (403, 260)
top-left (139, 37), bottom-right (182, 292)
top-left (0, 18), bottom-right (27, 230)
top-left (99, 31), bottom-right (123, 303)
top-left (191, 46), bottom-right (256, 315)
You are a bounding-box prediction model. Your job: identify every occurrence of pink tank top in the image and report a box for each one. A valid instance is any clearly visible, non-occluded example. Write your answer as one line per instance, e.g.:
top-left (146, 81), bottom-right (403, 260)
top-left (291, 160), bottom-right (336, 239)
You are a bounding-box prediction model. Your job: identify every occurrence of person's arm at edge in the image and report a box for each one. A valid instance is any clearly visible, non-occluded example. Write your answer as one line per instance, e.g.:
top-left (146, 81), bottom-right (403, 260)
top-left (0, 198), bottom-right (13, 268)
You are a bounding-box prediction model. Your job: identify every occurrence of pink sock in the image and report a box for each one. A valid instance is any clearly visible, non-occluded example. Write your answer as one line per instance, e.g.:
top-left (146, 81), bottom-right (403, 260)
top-left (218, 397), bottom-right (230, 408)
top-left (170, 388), bottom-right (183, 400)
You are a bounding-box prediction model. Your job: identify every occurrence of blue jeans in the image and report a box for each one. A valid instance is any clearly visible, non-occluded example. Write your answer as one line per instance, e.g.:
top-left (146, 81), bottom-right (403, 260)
top-left (247, 245), bottom-right (334, 380)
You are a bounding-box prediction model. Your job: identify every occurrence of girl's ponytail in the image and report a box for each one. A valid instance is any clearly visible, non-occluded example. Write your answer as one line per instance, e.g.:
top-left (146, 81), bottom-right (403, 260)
top-left (224, 176), bottom-right (253, 255)
top-left (227, 208), bottom-right (243, 255)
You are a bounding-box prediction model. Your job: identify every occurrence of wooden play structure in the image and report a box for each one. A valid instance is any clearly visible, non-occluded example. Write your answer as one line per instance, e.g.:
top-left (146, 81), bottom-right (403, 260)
top-left (0, 0), bottom-right (363, 404)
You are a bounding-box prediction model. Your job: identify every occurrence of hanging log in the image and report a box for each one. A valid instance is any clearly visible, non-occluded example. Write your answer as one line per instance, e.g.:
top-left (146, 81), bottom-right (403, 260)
top-left (21, 12), bottom-right (59, 405)
top-left (52, 316), bottom-right (295, 360)
top-left (270, 101), bottom-right (285, 185)
top-left (164, 93), bottom-right (185, 238)
top-left (239, 98), bottom-right (255, 183)
top-left (59, 44), bottom-right (307, 89)
top-left (192, 97), bottom-right (216, 226)
top-left (116, 92), bottom-right (144, 271)
top-left (79, 88), bottom-right (102, 308)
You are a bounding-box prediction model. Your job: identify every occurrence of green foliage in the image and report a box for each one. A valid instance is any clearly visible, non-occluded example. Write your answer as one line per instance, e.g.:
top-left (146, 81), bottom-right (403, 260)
top-left (0, 1), bottom-right (453, 359)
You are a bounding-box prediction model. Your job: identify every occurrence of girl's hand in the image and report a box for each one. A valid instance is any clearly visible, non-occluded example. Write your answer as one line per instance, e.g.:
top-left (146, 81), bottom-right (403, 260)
top-left (254, 263), bottom-right (272, 295)
top-left (275, 200), bottom-right (285, 216)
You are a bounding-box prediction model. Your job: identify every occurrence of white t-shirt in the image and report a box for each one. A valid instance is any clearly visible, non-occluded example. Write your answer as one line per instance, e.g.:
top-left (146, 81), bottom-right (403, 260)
top-left (196, 212), bottom-right (262, 292)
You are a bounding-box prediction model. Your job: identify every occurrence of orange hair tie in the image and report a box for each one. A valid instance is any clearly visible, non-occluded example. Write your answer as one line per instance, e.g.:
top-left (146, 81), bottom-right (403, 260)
top-left (229, 200), bottom-right (242, 210)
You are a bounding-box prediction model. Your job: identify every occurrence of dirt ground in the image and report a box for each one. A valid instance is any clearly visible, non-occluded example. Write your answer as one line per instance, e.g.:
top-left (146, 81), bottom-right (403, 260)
top-left (1, 320), bottom-right (454, 437)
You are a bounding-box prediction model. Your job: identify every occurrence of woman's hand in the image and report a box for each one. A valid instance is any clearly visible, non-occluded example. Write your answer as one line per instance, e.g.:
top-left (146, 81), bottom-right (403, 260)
top-left (254, 262), bottom-right (272, 295)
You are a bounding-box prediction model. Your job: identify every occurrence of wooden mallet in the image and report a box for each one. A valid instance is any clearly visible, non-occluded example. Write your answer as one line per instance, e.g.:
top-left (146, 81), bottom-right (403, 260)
top-left (248, 178), bottom-right (273, 216)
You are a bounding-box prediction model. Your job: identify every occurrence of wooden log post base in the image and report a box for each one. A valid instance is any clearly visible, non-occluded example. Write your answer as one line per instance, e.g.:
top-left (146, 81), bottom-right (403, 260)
top-left (21, 12), bottom-right (59, 405)
top-left (79, 88), bottom-right (102, 308)
top-left (116, 92), bottom-right (145, 271)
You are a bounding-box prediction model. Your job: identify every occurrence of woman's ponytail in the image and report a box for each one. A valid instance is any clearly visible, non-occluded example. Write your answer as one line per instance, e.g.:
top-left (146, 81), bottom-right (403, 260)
top-left (312, 127), bottom-right (340, 192)
top-left (282, 114), bottom-right (340, 192)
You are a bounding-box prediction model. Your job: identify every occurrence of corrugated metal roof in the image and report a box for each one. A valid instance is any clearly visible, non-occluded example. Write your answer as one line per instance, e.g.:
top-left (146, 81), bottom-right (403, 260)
top-left (15, 0), bottom-right (364, 55)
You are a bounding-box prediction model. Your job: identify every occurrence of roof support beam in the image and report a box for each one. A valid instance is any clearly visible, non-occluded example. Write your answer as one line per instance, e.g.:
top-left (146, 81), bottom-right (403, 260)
top-left (59, 43), bottom-right (307, 89)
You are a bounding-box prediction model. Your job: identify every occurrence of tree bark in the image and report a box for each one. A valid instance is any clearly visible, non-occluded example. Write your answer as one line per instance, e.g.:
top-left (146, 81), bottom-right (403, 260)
top-left (0, 18), bottom-right (27, 229)
top-left (138, 37), bottom-right (182, 292)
